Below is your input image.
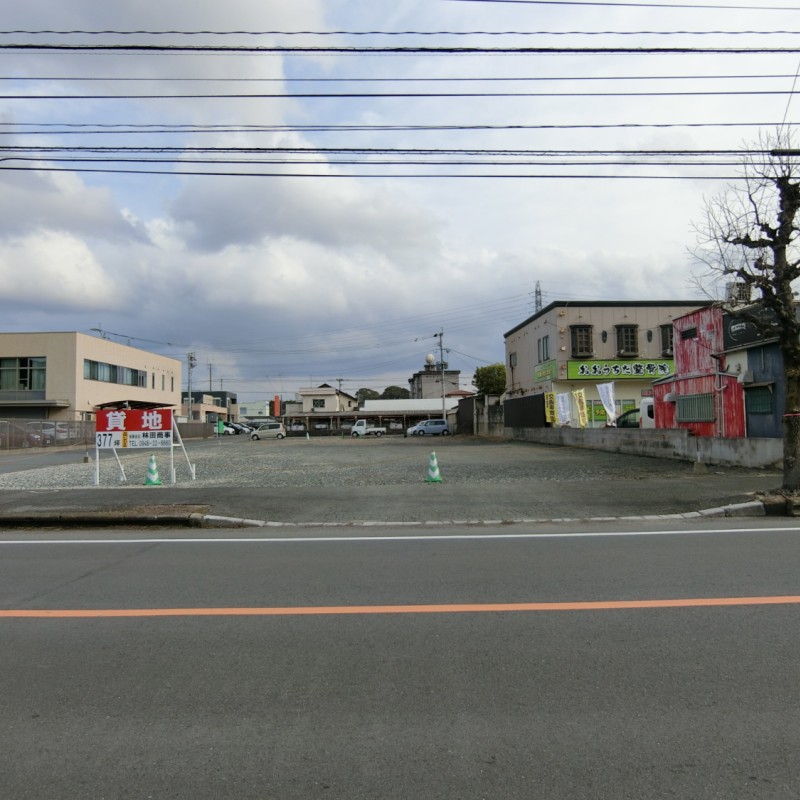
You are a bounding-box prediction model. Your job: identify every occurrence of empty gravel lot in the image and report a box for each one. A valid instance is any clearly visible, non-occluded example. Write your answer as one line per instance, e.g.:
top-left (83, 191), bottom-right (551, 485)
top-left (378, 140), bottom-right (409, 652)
top-left (0, 436), bottom-right (781, 524)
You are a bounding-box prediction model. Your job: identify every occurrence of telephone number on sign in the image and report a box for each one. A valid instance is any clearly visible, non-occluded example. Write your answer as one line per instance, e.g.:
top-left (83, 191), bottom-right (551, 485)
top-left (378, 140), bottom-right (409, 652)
top-left (96, 432), bottom-right (173, 449)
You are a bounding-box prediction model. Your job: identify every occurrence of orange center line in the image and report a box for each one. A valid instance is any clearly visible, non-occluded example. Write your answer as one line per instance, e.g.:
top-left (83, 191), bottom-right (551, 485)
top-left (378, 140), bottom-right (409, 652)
top-left (2, 596), bottom-right (800, 618)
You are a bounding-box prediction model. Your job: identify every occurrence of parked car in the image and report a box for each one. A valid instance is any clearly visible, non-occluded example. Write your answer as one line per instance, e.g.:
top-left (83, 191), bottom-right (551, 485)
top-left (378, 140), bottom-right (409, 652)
top-left (615, 408), bottom-right (641, 428)
top-left (0, 421), bottom-right (46, 448)
top-left (26, 421), bottom-right (69, 441)
top-left (251, 422), bottom-right (286, 441)
top-left (289, 423), bottom-right (306, 432)
top-left (406, 419), bottom-right (450, 436)
top-left (227, 421), bottom-right (252, 434)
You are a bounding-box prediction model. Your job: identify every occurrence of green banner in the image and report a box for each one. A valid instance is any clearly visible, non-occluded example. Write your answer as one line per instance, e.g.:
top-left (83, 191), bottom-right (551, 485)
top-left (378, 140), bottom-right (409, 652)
top-left (567, 359), bottom-right (673, 380)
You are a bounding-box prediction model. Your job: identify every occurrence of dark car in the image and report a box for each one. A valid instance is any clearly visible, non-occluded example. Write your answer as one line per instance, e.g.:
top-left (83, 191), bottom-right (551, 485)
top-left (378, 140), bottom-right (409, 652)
top-left (615, 408), bottom-right (641, 428)
top-left (0, 421), bottom-right (47, 448)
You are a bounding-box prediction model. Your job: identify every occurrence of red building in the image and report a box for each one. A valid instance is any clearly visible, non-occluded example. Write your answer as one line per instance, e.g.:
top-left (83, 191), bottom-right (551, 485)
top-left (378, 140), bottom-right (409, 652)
top-left (653, 306), bottom-right (746, 437)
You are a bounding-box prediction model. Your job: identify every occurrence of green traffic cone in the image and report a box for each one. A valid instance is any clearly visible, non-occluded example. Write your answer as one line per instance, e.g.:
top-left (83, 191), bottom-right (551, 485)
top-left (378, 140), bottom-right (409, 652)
top-left (144, 454), bottom-right (162, 486)
top-left (426, 451), bottom-right (442, 483)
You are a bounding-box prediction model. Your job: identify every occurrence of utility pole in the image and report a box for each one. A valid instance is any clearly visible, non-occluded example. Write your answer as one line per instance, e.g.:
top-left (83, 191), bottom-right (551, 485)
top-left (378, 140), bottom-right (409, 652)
top-left (187, 352), bottom-right (197, 421)
top-left (435, 329), bottom-right (446, 419)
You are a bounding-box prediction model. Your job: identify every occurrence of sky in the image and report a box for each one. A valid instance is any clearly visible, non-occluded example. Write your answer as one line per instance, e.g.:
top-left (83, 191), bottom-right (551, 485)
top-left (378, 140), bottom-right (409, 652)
top-left (1, 0), bottom-right (799, 400)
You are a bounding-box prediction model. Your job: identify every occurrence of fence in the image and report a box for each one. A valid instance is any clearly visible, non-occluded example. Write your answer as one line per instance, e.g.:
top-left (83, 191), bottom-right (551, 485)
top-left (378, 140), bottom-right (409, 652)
top-left (0, 419), bottom-right (218, 450)
top-left (0, 419), bottom-right (96, 450)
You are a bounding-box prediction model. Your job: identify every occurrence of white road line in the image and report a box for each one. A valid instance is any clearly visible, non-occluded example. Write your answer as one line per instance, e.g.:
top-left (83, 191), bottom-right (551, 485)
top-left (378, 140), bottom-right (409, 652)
top-left (1, 526), bottom-right (799, 545)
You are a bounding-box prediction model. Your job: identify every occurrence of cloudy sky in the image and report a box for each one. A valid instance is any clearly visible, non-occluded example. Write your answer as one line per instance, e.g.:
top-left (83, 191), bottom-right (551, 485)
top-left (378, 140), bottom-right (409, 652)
top-left (1, 0), bottom-right (798, 400)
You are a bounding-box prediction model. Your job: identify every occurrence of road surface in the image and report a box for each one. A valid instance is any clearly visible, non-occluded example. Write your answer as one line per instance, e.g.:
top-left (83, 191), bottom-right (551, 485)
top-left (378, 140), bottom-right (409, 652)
top-left (2, 519), bottom-right (799, 799)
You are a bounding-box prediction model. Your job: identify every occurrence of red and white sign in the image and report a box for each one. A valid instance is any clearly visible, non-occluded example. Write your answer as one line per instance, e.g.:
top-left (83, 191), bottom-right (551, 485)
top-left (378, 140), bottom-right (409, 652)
top-left (96, 408), bottom-right (173, 449)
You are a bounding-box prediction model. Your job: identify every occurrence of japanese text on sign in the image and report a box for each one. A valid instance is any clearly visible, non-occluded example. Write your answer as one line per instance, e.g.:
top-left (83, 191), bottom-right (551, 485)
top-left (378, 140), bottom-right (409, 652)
top-left (95, 408), bottom-right (173, 449)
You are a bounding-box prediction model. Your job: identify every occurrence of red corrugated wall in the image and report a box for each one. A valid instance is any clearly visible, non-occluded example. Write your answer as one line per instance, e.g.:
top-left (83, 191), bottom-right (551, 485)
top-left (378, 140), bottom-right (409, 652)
top-left (654, 307), bottom-right (746, 437)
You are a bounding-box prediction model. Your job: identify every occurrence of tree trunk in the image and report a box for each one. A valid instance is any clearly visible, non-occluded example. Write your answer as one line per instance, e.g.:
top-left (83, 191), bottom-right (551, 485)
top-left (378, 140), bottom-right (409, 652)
top-left (783, 367), bottom-right (800, 491)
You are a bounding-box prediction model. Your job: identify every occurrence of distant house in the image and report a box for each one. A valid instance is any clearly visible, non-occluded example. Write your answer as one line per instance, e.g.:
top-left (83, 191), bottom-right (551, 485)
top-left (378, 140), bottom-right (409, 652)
top-left (183, 390), bottom-right (239, 423)
top-left (297, 384), bottom-right (358, 414)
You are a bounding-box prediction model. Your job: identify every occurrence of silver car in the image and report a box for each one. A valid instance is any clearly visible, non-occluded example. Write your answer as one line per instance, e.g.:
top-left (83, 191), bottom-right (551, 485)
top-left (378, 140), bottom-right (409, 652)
top-left (406, 419), bottom-right (450, 436)
top-left (250, 422), bottom-right (286, 440)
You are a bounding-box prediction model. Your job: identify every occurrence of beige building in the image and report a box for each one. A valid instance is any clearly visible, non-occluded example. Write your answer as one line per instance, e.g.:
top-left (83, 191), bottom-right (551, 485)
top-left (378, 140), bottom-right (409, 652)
top-left (504, 300), bottom-right (709, 427)
top-left (0, 332), bottom-right (181, 421)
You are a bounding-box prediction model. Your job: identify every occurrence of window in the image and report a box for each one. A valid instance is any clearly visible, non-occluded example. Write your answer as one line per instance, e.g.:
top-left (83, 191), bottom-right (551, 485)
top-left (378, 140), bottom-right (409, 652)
top-left (616, 325), bottom-right (639, 357)
top-left (676, 393), bottom-right (715, 422)
top-left (312, 398), bottom-right (325, 409)
top-left (570, 325), bottom-right (593, 358)
top-left (83, 359), bottom-right (147, 388)
top-left (660, 324), bottom-right (674, 356)
top-left (0, 357), bottom-right (46, 391)
top-left (537, 335), bottom-right (550, 363)
top-left (680, 326), bottom-right (697, 340)
top-left (509, 352), bottom-right (517, 368)
top-left (746, 386), bottom-right (773, 414)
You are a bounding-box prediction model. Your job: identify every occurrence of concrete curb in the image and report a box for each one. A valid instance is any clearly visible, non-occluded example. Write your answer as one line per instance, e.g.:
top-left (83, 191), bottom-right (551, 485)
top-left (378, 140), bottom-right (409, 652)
top-left (0, 500), bottom-right (777, 530)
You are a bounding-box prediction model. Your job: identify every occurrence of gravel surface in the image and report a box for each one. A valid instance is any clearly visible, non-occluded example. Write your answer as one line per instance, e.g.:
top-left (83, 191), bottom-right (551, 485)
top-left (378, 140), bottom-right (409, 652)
top-left (0, 437), bottom-right (782, 525)
top-left (0, 435), bottom-right (767, 490)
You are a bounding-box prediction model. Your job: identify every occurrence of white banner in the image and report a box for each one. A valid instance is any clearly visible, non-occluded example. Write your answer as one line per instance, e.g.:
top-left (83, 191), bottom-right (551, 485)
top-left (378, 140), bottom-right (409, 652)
top-left (556, 392), bottom-right (572, 426)
top-left (597, 382), bottom-right (617, 425)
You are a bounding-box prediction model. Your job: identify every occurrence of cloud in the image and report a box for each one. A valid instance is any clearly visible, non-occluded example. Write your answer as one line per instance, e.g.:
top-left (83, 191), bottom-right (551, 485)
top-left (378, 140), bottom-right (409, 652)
top-left (0, 169), bottom-right (147, 243)
top-left (0, 232), bottom-right (118, 312)
top-left (168, 172), bottom-right (441, 257)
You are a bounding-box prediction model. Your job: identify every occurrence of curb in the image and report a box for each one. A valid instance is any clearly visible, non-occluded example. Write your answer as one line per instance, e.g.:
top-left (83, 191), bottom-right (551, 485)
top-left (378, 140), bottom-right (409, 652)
top-left (0, 500), bottom-right (776, 530)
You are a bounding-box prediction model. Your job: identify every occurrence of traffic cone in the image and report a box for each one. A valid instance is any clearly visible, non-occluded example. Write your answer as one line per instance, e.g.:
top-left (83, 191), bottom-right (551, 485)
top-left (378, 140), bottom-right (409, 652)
top-left (144, 454), bottom-right (162, 486)
top-left (426, 451), bottom-right (442, 483)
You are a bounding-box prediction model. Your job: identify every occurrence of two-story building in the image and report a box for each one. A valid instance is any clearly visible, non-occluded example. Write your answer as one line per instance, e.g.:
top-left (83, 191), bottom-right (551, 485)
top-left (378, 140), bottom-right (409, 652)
top-left (182, 390), bottom-right (240, 423)
top-left (503, 300), bottom-right (710, 428)
top-left (0, 331), bottom-right (181, 421)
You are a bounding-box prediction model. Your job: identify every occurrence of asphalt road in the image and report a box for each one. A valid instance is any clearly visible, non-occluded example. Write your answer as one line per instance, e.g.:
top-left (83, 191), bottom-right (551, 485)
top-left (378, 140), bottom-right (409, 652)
top-left (2, 521), bottom-right (800, 799)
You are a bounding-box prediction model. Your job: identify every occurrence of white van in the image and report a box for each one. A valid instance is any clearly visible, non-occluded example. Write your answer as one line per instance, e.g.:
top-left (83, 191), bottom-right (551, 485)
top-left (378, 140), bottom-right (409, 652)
top-left (640, 397), bottom-right (655, 429)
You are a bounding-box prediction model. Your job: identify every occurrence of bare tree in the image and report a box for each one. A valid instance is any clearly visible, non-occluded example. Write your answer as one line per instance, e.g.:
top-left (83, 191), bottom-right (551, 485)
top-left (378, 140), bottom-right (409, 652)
top-left (693, 130), bottom-right (800, 490)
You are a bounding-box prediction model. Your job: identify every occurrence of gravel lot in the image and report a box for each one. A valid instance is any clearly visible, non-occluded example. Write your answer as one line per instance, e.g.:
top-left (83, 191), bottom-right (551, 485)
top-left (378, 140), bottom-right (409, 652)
top-left (0, 434), bottom-right (774, 490)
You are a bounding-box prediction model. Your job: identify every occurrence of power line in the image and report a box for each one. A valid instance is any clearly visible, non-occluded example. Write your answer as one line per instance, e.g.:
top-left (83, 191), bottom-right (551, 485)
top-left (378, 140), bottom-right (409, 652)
top-left (1, 43), bottom-right (799, 54)
top-left (0, 89), bottom-right (797, 100)
top-left (0, 121), bottom-right (785, 134)
top-left (446, 0), bottom-right (800, 9)
top-left (0, 164), bottom-right (755, 179)
top-left (2, 28), bottom-right (800, 36)
top-left (3, 72), bottom-right (798, 82)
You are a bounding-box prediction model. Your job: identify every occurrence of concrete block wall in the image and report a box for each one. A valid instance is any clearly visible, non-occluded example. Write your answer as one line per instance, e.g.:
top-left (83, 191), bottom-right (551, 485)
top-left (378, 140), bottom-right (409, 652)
top-left (508, 426), bottom-right (783, 469)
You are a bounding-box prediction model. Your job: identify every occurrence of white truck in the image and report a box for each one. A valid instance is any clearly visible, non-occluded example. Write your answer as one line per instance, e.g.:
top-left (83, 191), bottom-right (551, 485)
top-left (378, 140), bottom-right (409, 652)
top-left (351, 419), bottom-right (386, 437)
